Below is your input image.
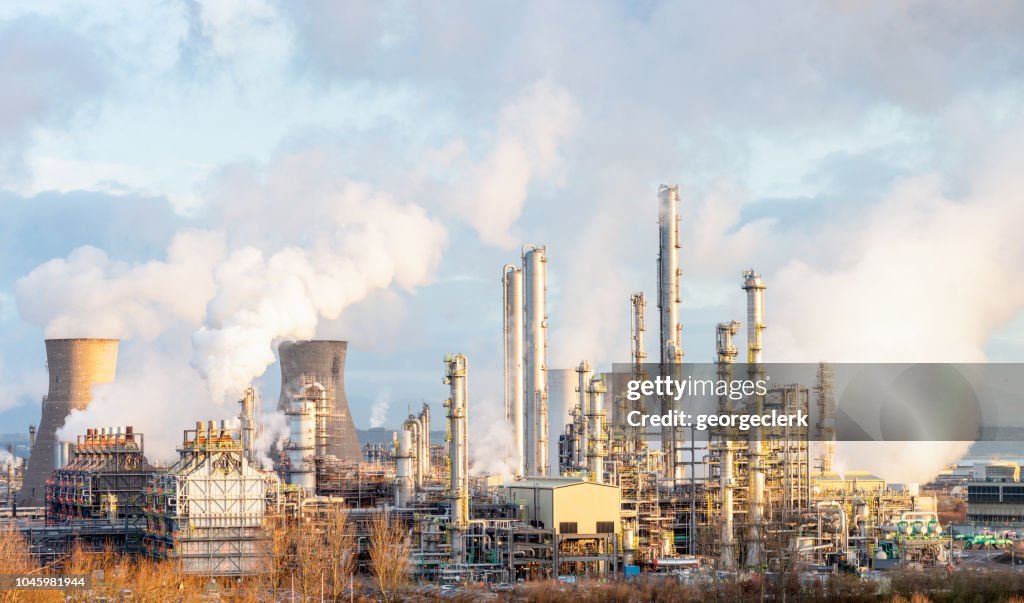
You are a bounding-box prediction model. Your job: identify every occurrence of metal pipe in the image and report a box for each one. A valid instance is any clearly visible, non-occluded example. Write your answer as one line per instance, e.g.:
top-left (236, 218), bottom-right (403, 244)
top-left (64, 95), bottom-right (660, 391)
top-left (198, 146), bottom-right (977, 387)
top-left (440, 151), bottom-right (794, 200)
top-left (742, 269), bottom-right (767, 568)
top-left (503, 265), bottom-right (525, 476)
top-left (657, 185), bottom-right (683, 484)
top-left (522, 245), bottom-right (549, 476)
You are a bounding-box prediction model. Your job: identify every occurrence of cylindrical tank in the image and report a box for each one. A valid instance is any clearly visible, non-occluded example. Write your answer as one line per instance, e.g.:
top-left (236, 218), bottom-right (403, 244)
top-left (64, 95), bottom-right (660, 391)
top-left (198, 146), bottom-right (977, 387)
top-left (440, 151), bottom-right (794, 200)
top-left (522, 246), bottom-right (549, 476)
top-left (502, 265), bottom-right (525, 476)
top-left (20, 338), bottom-right (119, 507)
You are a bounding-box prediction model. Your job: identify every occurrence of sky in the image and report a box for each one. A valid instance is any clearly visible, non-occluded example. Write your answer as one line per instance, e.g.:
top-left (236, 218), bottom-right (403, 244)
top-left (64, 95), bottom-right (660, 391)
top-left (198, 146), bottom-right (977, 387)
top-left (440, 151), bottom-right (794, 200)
top-left (1, 1), bottom-right (1023, 480)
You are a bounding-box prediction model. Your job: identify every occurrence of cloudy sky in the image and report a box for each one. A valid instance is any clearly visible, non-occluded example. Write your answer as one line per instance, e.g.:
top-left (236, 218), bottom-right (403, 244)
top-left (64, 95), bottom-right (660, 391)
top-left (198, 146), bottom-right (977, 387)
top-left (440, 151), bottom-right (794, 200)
top-left (1, 2), bottom-right (1023, 475)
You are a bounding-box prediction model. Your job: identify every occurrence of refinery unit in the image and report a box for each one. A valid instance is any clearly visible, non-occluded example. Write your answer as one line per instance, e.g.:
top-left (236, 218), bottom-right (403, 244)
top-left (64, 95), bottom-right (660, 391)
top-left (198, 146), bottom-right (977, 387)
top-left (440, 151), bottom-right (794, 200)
top-left (1, 184), bottom-right (954, 586)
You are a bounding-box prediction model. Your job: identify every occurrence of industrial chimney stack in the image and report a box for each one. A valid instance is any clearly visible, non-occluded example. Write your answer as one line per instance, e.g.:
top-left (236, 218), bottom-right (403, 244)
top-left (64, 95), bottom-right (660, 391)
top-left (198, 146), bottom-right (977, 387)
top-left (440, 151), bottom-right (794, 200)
top-left (277, 340), bottom-right (362, 462)
top-left (19, 338), bottom-right (119, 506)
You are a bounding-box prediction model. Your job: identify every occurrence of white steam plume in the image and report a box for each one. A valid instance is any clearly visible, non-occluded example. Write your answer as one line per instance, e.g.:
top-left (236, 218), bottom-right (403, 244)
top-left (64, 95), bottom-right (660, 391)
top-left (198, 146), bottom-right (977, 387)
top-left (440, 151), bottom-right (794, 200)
top-left (19, 153), bottom-right (448, 457)
top-left (369, 389), bottom-right (391, 429)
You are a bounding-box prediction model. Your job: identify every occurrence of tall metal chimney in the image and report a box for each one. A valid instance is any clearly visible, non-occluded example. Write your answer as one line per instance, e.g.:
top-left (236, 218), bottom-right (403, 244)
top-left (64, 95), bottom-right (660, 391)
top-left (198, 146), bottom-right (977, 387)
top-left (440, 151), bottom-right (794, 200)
top-left (742, 269), bottom-right (766, 567)
top-left (502, 265), bottom-right (524, 476)
top-left (657, 185), bottom-right (683, 483)
top-left (522, 245), bottom-right (549, 476)
top-left (276, 340), bottom-right (361, 462)
top-left (20, 338), bottom-right (118, 506)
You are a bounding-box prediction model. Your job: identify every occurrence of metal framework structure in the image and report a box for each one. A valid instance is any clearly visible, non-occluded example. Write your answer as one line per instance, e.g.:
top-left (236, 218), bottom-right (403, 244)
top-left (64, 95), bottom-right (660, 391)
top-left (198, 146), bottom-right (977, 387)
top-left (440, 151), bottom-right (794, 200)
top-left (143, 421), bottom-right (279, 576)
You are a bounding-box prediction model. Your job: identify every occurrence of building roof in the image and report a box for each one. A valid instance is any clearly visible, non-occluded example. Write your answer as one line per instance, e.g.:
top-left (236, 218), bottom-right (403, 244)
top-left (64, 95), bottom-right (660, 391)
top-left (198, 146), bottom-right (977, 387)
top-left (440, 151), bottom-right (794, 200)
top-left (508, 477), bottom-right (619, 490)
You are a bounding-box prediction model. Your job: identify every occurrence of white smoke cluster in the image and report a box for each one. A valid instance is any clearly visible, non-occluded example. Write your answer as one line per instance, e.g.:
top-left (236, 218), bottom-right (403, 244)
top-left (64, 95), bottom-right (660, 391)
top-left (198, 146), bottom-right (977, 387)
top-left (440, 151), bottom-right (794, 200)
top-left (0, 448), bottom-right (16, 470)
top-left (19, 151), bottom-right (448, 460)
top-left (369, 389), bottom-right (391, 429)
top-left (255, 411), bottom-right (289, 470)
top-left (468, 391), bottom-right (518, 482)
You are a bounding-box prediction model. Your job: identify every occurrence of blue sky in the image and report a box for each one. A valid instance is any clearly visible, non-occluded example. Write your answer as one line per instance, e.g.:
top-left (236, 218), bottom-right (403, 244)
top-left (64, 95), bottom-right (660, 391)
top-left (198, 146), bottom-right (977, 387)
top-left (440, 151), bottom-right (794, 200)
top-left (1, 2), bottom-right (1023, 474)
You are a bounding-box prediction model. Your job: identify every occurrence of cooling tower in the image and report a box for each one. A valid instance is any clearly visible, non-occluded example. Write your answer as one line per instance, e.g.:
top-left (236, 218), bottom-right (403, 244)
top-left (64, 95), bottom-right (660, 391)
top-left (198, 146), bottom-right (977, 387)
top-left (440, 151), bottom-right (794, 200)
top-left (19, 338), bottom-right (119, 506)
top-left (277, 340), bottom-right (361, 462)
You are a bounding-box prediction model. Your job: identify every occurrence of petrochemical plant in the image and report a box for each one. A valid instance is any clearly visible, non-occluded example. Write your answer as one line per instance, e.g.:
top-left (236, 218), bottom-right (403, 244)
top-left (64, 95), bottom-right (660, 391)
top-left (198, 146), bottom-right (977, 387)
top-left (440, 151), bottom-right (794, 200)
top-left (1, 185), bottom-right (958, 587)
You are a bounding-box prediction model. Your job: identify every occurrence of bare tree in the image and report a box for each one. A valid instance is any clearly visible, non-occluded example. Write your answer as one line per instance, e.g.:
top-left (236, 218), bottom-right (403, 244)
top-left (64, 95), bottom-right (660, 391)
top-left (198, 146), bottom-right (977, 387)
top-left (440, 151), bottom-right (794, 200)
top-left (368, 510), bottom-right (411, 602)
top-left (323, 506), bottom-right (356, 600)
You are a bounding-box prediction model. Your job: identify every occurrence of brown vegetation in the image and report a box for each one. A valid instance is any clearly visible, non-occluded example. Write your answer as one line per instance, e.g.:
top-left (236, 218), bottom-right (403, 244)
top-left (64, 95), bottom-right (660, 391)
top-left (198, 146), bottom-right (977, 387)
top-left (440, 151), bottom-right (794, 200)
top-left (368, 510), bottom-right (412, 602)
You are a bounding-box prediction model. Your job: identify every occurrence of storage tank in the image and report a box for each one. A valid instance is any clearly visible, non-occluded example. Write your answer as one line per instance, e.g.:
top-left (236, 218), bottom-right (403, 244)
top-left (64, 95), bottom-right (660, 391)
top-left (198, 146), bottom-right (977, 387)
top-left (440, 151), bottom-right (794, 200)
top-left (20, 338), bottom-right (118, 506)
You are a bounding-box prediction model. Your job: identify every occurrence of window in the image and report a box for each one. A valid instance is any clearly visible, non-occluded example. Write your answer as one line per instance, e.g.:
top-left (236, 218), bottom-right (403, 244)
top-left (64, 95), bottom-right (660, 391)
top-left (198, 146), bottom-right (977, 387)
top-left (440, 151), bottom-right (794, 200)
top-left (559, 522), bottom-right (578, 534)
top-left (968, 485), bottom-right (1001, 503)
top-left (1004, 486), bottom-right (1024, 503)
top-left (597, 521), bottom-right (615, 534)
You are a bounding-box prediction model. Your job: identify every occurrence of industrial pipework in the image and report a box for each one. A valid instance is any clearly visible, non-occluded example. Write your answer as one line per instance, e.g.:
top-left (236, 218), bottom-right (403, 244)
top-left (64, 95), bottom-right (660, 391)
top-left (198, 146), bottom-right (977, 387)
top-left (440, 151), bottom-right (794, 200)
top-left (657, 186), bottom-right (683, 484)
top-left (716, 320), bottom-right (741, 570)
top-left (502, 264), bottom-right (525, 476)
top-left (742, 269), bottom-right (767, 567)
top-left (522, 245), bottom-right (549, 477)
top-left (443, 353), bottom-right (470, 563)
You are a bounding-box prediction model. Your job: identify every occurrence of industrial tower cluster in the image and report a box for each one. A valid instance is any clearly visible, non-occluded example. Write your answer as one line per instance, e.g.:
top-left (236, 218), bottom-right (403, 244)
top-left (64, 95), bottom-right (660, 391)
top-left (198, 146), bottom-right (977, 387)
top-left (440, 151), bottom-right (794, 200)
top-left (3, 184), bottom-right (950, 583)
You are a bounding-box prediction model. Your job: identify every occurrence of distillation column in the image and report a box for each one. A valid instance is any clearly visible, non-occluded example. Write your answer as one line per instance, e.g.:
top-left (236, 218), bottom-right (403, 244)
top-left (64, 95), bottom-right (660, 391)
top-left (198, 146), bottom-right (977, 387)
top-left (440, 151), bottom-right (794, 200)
top-left (716, 320), bottom-right (741, 569)
top-left (657, 185), bottom-right (683, 483)
top-left (420, 403), bottom-right (431, 480)
top-left (403, 415), bottom-right (423, 488)
top-left (395, 429), bottom-right (414, 507)
top-left (503, 265), bottom-right (525, 476)
top-left (444, 354), bottom-right (470, 563)
top-left (815, 362), bottom-right (836, 474)
top-left (575, 361), bottom-right (593, 471)
top-left (239, 386), bottom-right (258, 464)
top-left (742, 270), bottom-right (767, 568)
top-left (586, 375), bottom-right (608, 484)
top-left (285, 386), bottom-right (317, 492)
top-left (523, 246), bottom-right (549, 476)
top-left (630, 293), bottom-right (648, 453)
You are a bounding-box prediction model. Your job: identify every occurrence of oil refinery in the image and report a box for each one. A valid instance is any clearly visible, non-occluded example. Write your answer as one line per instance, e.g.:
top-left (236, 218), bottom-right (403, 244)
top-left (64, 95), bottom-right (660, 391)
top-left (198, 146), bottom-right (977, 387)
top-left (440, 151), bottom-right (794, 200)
top-left (0, 185), bottom-right (981, 595)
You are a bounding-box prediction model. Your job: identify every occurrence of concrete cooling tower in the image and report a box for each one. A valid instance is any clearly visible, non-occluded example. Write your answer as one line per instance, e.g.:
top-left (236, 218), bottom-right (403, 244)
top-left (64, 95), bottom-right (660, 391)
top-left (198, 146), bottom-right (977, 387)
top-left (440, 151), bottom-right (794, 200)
top-left (277, 340), bottom-right (362, 462)
top-left (19, 338), bottom-right (118, 506)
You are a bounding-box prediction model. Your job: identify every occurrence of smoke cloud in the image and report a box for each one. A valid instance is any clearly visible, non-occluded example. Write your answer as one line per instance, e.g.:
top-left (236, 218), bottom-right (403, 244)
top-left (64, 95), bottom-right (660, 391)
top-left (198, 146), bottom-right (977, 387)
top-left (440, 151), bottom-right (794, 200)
top-left (369, 389), bottom-right (391, 429)
top-left (22, 150), bottom-right (448, 456)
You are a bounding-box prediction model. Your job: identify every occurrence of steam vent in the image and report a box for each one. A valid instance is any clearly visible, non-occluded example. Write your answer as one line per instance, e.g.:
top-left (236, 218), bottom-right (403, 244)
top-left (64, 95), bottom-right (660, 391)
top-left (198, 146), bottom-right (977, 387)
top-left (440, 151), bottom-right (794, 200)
top-left (276, 340), bottom-right (361, 462)
top-left (19, 338), bottom-right (119, 506)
